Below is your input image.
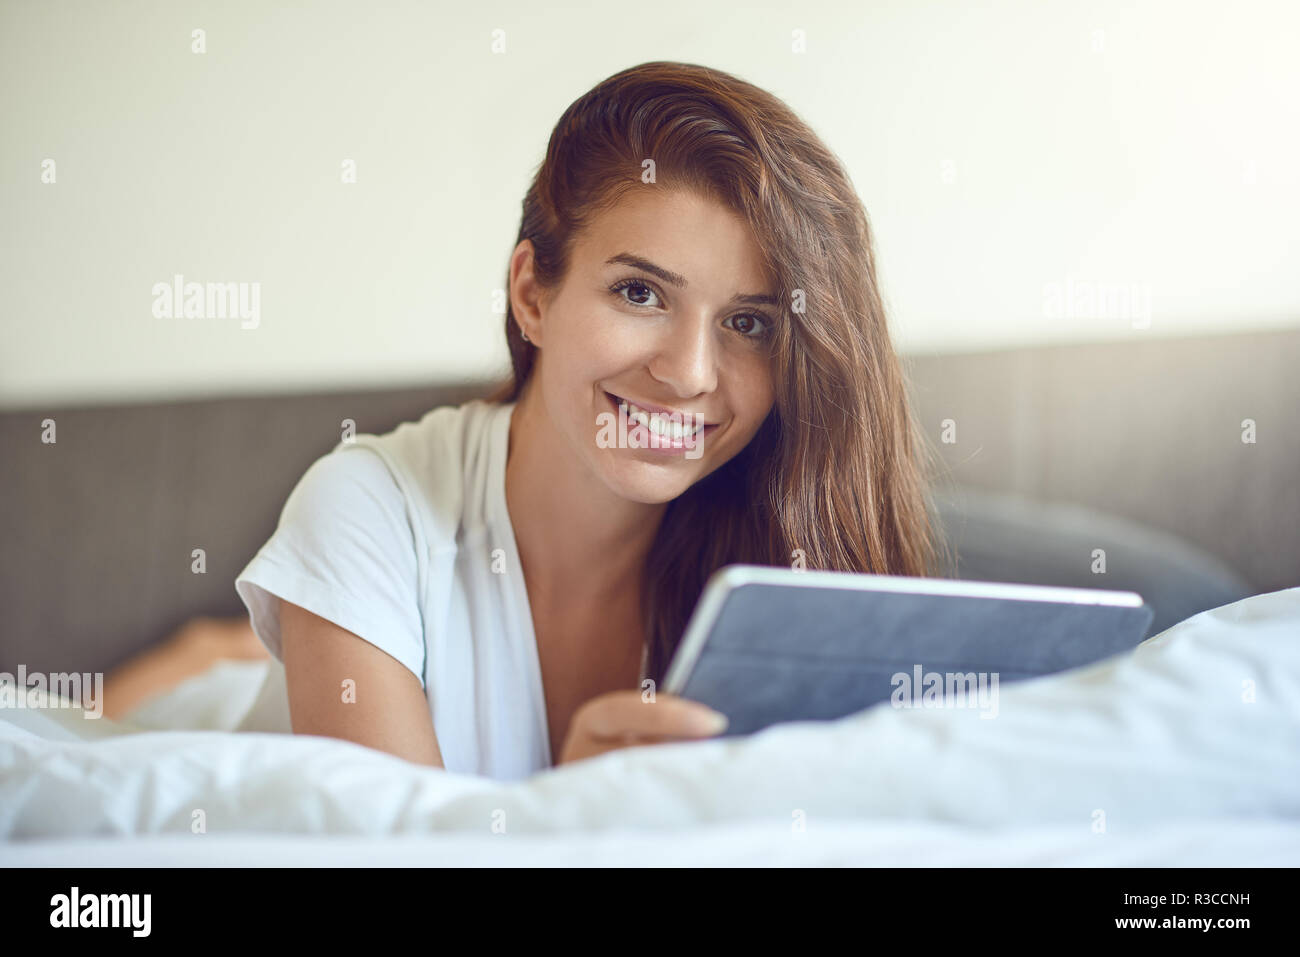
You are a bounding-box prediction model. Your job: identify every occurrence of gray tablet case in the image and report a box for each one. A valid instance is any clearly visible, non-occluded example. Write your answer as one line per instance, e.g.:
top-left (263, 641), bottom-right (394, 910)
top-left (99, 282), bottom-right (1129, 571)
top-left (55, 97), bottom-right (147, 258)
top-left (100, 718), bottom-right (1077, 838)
top-left (662, 565), bottom-right (1155, 736)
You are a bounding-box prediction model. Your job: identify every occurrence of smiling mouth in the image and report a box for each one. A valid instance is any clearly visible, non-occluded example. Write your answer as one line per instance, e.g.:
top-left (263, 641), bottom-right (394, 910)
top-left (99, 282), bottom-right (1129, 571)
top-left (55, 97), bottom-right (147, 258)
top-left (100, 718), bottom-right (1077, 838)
top-left (604, 391), bottom-right (721, 443)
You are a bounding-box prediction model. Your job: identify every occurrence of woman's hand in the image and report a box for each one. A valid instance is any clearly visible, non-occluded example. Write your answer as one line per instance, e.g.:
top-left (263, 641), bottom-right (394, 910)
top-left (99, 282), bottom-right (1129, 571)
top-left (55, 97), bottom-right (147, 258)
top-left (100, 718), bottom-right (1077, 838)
top-left (556, 689), bottom-right (729, 766)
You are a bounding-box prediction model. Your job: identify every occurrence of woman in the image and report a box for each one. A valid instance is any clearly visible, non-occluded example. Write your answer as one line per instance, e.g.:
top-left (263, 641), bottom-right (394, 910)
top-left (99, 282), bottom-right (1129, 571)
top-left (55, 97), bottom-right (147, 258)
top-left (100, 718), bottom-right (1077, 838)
top-left (116, 61), bottom-right (938, 779)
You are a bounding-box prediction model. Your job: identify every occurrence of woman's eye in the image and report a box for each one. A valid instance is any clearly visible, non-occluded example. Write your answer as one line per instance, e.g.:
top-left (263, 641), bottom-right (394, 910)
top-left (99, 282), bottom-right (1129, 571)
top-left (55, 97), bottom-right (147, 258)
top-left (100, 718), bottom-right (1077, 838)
top-left (611, 278), bottom-right (770, 340)
top-left (725, 313), bottom-right (771, 339)
top-left (611, 279), bottom-right (660, 308)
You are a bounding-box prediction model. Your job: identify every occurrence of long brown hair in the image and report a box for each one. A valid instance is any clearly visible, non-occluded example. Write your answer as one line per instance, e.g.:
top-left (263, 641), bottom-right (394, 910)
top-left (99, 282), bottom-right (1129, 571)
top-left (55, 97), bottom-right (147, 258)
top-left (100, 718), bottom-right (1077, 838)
top-left (487, 61), bottom-right (942, 683)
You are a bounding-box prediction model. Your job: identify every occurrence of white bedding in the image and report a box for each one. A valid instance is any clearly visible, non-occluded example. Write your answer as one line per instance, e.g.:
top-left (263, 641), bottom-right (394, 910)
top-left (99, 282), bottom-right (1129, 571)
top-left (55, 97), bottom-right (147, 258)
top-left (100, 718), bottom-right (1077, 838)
top-left (3, 586), bottom-right (1298, 866)
top-left (7, 819), bottom-right (1300, 867)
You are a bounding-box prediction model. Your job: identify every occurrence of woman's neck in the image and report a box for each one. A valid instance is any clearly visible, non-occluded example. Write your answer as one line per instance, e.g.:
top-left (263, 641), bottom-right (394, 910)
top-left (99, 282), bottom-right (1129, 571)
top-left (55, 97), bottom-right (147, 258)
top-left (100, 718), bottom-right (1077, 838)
top-left (503, 384), bottom-right (668, 611)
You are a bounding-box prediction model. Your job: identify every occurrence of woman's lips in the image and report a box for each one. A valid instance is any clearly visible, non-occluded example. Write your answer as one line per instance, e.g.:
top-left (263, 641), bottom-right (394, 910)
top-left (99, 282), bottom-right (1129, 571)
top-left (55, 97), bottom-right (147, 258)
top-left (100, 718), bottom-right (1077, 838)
top-left (605, 391), bottom-right (720, 452)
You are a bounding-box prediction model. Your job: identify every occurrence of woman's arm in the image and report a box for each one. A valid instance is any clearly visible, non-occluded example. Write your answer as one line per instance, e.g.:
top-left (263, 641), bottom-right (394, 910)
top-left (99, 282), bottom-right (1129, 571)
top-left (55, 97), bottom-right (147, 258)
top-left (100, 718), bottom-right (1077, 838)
top-left (279, 598), bottom-right (444, 768)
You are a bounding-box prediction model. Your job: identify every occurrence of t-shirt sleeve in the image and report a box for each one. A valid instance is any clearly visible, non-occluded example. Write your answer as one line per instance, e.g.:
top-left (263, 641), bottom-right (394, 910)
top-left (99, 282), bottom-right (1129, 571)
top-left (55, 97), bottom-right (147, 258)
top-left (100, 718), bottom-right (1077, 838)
top-left (234, 445), bottom-right (427, 689)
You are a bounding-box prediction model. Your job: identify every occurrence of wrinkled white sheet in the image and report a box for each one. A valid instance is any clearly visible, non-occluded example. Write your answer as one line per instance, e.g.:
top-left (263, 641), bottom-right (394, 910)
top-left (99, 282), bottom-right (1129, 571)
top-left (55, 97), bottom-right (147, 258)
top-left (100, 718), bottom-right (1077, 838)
top-left (6, 819), bottom-right (1300, 867)
top-left (2, 587), bottom-right (1298, 865)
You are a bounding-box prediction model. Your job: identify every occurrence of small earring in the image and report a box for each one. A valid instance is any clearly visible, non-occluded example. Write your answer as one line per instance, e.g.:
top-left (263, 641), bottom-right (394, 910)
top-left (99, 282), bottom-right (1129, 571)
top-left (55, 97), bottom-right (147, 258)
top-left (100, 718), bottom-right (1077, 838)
top-left (520, 328), bottom-right (530, 343)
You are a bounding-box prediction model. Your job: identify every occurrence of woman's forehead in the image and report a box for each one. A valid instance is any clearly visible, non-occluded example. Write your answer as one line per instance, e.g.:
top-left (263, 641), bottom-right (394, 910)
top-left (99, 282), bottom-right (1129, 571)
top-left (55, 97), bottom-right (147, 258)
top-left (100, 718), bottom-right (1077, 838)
top-left (573, 189), bottom-right (775, 292)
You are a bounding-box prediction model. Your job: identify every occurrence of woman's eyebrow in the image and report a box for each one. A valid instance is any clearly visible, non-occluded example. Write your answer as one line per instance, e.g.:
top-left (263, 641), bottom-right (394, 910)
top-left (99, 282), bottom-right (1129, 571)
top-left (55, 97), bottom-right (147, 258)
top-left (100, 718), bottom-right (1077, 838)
top-left (605, 252), bottom-right (778, 306)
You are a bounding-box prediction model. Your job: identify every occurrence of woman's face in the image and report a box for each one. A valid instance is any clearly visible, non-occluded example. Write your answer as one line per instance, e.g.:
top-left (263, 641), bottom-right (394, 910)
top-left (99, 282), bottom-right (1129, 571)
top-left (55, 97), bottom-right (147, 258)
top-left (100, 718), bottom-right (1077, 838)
top-left (514, 187), bottom-right (778, 505)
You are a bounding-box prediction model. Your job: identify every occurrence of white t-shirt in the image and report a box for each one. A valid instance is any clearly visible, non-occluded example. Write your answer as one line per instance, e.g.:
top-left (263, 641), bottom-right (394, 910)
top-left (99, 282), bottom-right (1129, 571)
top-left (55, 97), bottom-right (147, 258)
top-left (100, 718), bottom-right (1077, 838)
top-left (234, 398), bottom-right (556, 780)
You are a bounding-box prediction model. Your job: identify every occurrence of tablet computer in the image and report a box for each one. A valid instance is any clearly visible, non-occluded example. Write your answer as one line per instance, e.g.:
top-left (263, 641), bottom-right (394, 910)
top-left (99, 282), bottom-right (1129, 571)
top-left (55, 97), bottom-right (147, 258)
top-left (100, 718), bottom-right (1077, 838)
top-left (662, 564), bottom-right (1154, 735)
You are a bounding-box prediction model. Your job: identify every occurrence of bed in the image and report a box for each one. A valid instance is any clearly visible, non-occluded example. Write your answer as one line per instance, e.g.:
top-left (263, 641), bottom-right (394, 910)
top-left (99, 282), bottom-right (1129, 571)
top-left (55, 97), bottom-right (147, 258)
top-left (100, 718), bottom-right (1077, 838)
top-left (3, 585), bottom-right (1297, 866)
top-left (3, 331), bottom-right (1296, 865)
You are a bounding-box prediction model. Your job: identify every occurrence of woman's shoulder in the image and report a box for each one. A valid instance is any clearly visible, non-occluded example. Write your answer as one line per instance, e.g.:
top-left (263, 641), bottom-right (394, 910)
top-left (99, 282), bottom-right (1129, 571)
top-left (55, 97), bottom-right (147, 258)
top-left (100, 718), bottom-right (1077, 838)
top-left (344, 398), bottom-right (504, 489)
top-left (363, 397), bottom-right (505, 469)
top-left (326, 397), bottom-right (511, 540)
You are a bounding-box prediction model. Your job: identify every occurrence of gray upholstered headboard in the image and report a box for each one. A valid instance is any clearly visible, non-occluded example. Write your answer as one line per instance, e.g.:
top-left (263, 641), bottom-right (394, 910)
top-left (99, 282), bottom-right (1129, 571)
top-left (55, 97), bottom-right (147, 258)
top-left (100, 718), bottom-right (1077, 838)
top-left (3, 329), bottom-right (1295, 678)
top-left (905, 327), bottom-right (1299, 594)
top-left (1, 383), bottom-right (490, 677)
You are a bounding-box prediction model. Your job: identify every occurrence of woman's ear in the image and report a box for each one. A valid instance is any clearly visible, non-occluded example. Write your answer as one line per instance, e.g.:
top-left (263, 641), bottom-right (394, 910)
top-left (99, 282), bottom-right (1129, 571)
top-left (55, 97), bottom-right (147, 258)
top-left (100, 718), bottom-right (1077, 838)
top-left (509, 239), bottom-right (545, 347)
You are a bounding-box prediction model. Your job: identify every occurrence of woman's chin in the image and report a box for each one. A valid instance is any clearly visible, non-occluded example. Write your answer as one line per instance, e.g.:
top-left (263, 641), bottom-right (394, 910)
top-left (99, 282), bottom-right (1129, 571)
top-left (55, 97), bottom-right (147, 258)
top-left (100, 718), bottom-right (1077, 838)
top-left (599, 460), bottom-right (697, 505)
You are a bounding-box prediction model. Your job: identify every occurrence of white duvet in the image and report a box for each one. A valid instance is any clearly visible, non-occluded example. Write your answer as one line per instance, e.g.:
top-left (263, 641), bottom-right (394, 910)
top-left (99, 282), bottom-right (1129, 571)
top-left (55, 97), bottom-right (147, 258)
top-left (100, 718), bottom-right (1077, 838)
top-left (2, 587), bottom-right (1299, 866)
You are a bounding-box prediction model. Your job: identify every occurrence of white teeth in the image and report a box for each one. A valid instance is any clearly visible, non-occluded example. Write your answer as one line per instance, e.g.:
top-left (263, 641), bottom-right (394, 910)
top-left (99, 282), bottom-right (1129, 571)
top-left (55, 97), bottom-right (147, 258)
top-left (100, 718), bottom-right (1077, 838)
top-left (619, 398), bottom-right (705, 439)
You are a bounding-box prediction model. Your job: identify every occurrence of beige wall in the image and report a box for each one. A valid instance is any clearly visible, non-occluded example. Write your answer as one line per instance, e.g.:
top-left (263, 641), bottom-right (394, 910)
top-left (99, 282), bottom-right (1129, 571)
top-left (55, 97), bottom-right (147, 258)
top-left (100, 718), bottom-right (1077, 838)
top-left (2, 0), bottom-right (1298, 408)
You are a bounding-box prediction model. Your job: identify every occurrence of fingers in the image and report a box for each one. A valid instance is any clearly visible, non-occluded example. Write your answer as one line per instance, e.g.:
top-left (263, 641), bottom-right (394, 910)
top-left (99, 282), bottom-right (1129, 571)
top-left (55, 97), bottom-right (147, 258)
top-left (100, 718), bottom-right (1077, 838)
top-left (579, 690), bottom-right (728, 742)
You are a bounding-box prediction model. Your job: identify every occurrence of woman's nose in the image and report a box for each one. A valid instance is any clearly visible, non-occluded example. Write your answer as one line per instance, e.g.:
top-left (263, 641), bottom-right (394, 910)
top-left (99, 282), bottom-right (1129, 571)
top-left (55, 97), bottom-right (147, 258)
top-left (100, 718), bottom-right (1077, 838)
top-left (647, 311), bottom-right (718, 398)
